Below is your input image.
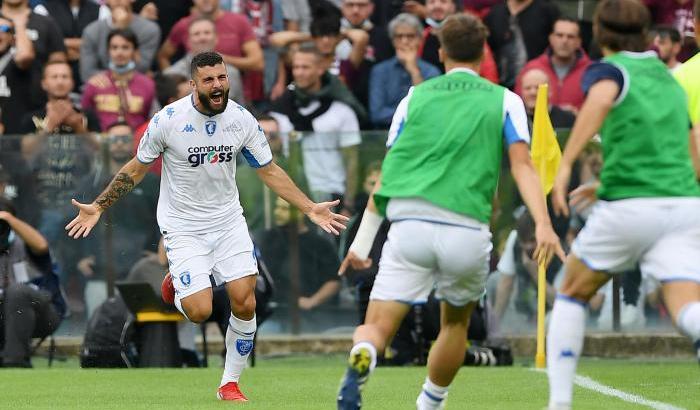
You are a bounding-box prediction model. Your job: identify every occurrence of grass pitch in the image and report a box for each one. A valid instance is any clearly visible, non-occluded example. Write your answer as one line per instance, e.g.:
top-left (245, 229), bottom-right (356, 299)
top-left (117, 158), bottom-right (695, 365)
top-left (1, 355), bottom-right (698, 409)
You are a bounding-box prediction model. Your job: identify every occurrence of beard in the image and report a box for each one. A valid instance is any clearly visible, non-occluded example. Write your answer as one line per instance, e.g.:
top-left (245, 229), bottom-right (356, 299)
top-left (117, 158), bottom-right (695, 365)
top-left (198, 87), bottom-right (230, 115)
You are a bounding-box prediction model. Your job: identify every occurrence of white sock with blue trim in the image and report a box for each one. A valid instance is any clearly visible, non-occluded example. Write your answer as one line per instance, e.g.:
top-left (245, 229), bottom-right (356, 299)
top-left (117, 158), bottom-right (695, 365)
top-left (677, 302), bottom-right (700, 344)
top-left (220, 314), bottom-right (256, 387)
top-left (547, 295), bottom-right (586, 408)
top-left (416, 377), bottom-right (448, 410)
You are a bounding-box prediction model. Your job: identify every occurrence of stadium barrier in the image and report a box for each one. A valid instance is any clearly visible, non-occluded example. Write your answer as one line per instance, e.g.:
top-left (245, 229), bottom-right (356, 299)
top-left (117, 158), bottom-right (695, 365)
top-left (0, 130), bottom-right (674, 341)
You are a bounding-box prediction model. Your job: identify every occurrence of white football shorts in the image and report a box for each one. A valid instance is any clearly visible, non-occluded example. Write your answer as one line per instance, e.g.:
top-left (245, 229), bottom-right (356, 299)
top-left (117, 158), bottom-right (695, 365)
top-left (370, 219), bottom-right (493, 306)
top-left (163, 224), bottom-right (258, 300)
top-left (572, 197), bottom-right (700, 284)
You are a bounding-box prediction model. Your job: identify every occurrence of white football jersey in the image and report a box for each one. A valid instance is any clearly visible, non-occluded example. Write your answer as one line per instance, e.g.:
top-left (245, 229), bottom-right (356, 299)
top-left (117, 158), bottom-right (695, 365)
top-left (137, 95), bottom-right (273, 234)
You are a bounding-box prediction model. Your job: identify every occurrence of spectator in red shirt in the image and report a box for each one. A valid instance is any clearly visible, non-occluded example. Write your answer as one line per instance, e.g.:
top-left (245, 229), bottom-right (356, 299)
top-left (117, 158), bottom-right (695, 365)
top-left (81, 28), bottom-right (155, 131)
top-left (157, 0), bottom-right (264, 102)
top-left (514, 17), bottom-right (590, 112)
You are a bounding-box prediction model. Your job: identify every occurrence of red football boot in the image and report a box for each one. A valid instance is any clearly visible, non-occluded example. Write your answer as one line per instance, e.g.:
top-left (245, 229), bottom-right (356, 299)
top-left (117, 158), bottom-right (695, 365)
top-left (217, 382), bottom-right (248, 402)
top-left (161, 272), bottom-right (175, 305)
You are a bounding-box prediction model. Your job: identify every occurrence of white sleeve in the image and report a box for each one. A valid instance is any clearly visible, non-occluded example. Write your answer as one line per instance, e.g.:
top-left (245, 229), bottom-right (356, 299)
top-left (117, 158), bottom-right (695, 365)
top-left (503, 89), bottom-right (531, 147)
top-left (497, 230), bottom-right (519, 277)
top-left (241, 111), bottom-right (274, 168)
top-left (337, 102), bottom-right (361, 148)
top-left (386, 87), bottom-right (414, 148)
top-left (136, 112), bottom-right (166, 164)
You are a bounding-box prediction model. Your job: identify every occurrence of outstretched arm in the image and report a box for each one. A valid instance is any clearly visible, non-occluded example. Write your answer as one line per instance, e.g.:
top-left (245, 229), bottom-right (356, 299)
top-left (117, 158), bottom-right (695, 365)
top-left (256, 161), bottom-right (348, 235)
top-left (509, 143), bottom-right (566, 266)
top-left (65, 157), bottom-right (150, 238)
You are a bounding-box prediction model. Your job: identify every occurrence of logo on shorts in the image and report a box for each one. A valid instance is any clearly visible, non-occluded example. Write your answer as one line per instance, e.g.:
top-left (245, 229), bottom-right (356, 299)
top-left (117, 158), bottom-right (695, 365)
top-left (179, 271), bottom-right (191, 287)
top-left (236, 339), bottom-right (253, 356)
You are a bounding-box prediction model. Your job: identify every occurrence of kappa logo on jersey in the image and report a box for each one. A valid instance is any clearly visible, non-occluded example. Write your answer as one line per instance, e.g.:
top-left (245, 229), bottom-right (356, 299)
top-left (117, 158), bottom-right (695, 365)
top-left (182, 124), bottom-right (195, 133)
top-left (187, 144), bottom-right (235, 167)
top-left (166, 107), bottom-right (175, 118)
top-left (153, 114), bottom-right (160, 126)
top-left (205, 120), bottom-right (216, 136)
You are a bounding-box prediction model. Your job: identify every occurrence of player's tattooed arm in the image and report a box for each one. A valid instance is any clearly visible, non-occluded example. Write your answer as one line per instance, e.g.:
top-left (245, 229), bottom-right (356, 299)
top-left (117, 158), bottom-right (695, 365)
top-left (94, 172), bottom-right (135, 211)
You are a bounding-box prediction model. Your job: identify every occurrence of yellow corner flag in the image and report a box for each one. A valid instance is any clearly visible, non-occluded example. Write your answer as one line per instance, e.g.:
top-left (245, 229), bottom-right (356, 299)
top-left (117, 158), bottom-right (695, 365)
top-left (531, 84), bottom-right (561, 369)
top-left (531, 84), bottom-right (561, 195)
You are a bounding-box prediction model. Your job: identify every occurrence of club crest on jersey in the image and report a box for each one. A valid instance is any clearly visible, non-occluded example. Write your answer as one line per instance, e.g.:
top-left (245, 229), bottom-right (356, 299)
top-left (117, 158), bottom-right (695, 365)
top-left (205, 120), bottom-right (217, 136)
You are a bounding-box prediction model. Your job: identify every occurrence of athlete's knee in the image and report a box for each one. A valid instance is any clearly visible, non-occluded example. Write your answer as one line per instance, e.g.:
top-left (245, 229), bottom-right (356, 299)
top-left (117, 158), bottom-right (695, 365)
top-left (231, 292), bottom-right (256, 318)
top-left (184, 303), bottom-right (213, 323)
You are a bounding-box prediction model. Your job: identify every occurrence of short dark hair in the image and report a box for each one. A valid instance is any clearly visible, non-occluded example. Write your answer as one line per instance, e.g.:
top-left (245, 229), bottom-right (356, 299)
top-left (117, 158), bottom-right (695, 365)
top-left (515, 209), bottom-right (535, 244)
top-left (42, 60), bottom-right (72, 78)
top-left (256, 113), bottom-right (277, 123)
top-left (437, 14), bottom-right (487, 63)
top-left (107, 28), bottom-right (139, 49)
top-left (190, 51), bottom-right (224, 78)
top-left (552, 17), bottom-right (581, 36)
top-left (294, 42), bottom-right (324, 60)
top-left (155, 73), bottom-right (187, 106)
top-left (310, 16), bottom-right (341, 37)
top-left (593, 0), bottom-right (650, 52)
top-left (653, 25), bottom-right (681, 43)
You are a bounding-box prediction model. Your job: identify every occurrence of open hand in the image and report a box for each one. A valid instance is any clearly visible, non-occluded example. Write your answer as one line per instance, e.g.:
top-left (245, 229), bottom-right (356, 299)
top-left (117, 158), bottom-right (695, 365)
top-left (338, 251), bottom-right (372, 276)
top-left (65, 199), bottom-right (102, 239)
top-left (533, 223), bottom-right (566, 267)
top-left (568, 181), bottom-right (599, 214)
top-left (307, 199), bottom-right (349, 235)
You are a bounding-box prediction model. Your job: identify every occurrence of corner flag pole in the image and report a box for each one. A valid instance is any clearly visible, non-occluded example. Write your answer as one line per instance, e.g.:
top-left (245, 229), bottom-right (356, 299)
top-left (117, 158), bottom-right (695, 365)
top-left (530, 84), bottom-right (561, 369)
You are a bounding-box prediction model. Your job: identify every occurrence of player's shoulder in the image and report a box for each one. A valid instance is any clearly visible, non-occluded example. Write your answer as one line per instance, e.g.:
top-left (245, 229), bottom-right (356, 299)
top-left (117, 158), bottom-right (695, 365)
top-left (224, 100), bottom-right (257, 123)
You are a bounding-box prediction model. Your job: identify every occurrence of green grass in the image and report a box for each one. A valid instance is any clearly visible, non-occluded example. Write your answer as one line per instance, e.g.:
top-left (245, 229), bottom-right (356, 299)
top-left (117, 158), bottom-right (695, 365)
top-left (0, 356), bottom-right (698, 409)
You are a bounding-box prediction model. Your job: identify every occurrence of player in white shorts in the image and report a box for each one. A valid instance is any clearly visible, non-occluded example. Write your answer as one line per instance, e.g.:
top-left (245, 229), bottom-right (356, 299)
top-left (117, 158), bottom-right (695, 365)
top-left (547, 1), bottom-right (700, 408)
top-left (337, 14), bottom-right (564, 410)
top-left (66, 51), bottom-right (348, 402)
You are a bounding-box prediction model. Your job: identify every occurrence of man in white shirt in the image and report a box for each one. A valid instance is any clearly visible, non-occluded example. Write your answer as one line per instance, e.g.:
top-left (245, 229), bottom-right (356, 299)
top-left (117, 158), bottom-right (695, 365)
top-left (271, 43), bottom-right (361, 216)
top-left (66, 51), bottom-right (347, 402)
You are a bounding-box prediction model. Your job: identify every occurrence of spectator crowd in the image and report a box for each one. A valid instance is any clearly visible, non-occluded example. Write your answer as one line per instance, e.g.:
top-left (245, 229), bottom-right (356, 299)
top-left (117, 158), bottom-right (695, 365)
top-left (0, 0), bottom-right (697, 359)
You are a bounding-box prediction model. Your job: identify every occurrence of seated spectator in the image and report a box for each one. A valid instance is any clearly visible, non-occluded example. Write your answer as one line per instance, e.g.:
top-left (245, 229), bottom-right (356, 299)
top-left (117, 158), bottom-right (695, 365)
top-left (158, 0), bottom-right (264, 102)
top-left (0, 198), bottom-right (66, 368)
top-left (644, 0), bottom-right (697, 62)
top-left (76, 122), bottom-right (159, 317)
top-left (79, 0), bottom-right (161, 83)
top-left (517, 68), bottom-right (576, 132)
top-left (485, 0), bottom-right (559, 88)
top-left (256, 197), bottom-right (341, 312)
top-left (653, 25), bottom-right (683, 72)
top-left (369, 13), bottom-right (440, 127)
top-left (493, 209), bottom-right (563, 324)
top-left (515, 17), bottom-right (590, 112)
top-left (164, 16), bottom-right (245, 104)
top-left (414, 0), bottom-right (498, 82)
top-left (81, 28), bottom-right (156, 131)
top-left (0, 12), bottom-right (36, 136)
top-left (270, 43), bottom-right (361, 215)
top-left (20, 61), bottom-right (99, 286)
top-left (34, 0), bottom-right (100, 88)
top-left (2, 0), bottom-right (67, 110)
top-left (269, 6), bottom-right (371, 113)
top-left (339, 0), bottom-right (393, 63)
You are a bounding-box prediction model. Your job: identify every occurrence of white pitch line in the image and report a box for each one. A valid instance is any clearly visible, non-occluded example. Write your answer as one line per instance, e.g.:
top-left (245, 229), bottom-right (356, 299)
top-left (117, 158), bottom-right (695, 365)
top-left (531, 369), bottom-right (686, 410)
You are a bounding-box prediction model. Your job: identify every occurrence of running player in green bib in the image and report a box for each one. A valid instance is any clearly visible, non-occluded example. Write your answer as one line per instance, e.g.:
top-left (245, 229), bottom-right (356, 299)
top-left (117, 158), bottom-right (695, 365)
top-left (336, 14), bottom-right (564, 410)
top-left (547, 1), bottom-right (700, 409)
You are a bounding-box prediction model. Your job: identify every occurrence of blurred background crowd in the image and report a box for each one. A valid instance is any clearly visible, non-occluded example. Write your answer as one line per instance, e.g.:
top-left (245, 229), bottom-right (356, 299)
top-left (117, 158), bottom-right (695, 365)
top-left (0, 0), bottom-right (695, 351)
